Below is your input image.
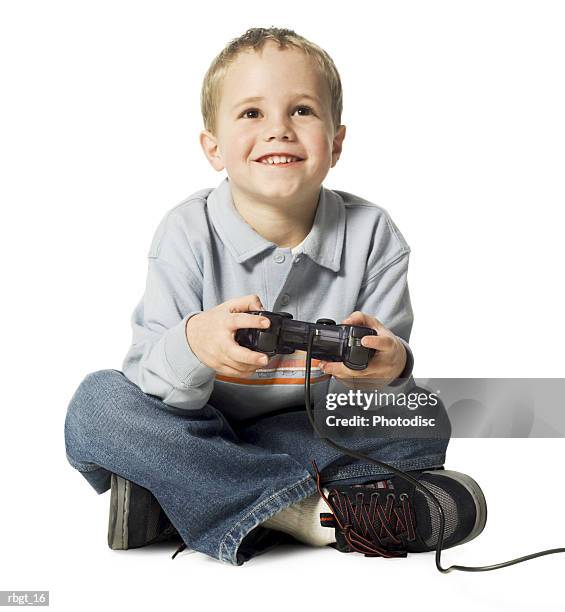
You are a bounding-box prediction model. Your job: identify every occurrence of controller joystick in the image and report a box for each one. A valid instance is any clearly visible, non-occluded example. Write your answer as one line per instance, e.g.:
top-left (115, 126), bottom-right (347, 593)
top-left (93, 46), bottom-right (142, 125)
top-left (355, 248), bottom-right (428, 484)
top-left (277, 312), bottom-right (293, 319)
top-left (316, 318), bottom-right (336, 326)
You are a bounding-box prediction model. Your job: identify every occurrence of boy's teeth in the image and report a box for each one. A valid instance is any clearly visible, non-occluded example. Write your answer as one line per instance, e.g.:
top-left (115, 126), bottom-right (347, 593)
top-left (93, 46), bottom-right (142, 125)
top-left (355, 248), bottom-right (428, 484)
top-left (261, 155), bottom-right (299, 164)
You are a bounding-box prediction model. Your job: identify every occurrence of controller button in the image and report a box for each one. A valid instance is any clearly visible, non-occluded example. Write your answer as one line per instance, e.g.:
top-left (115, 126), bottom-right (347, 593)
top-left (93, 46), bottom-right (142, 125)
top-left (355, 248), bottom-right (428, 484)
top-left (316, 318), bottom-right (336, 326)
top-left (280, 294), bottom-right (290, 306)
top-left (273, 254), bottom-right (286, 263)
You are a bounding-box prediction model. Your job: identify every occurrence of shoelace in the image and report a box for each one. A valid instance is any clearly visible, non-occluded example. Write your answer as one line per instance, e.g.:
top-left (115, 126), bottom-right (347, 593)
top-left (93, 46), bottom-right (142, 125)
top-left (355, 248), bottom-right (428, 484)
top-left (312, 460), bottom-right (416, 558)
top-left (172, 542), bottom-right (186, 559)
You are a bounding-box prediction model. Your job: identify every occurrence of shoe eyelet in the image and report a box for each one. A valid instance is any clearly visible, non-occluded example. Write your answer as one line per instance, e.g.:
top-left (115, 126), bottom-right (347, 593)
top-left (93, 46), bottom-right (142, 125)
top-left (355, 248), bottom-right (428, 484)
top-left (387, 493), bottom-right (395, 501)
top-left (400, 493), bottom-right (408, 501)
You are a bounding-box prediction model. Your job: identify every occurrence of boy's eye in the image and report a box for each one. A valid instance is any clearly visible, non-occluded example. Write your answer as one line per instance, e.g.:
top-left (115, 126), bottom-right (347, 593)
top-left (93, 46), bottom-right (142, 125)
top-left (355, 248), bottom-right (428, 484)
top-left (240, 106), bottom-right (314, 119)
top-left (242, 109), bottom-right (260, 119)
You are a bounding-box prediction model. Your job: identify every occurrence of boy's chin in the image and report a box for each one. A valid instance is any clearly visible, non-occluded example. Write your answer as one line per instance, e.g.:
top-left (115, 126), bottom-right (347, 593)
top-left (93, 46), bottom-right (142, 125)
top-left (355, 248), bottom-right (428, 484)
top-left (235, 181), bottom-right (313, 204)
top-left (260, 192), bottom-right (314, 208)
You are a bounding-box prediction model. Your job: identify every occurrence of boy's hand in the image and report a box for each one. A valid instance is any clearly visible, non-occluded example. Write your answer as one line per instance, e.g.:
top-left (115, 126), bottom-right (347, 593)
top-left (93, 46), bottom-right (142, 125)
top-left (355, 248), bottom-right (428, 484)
top-left (318, 311), bottom-right (407, 388)
top-left (185, 294), bottom-right (271, 377)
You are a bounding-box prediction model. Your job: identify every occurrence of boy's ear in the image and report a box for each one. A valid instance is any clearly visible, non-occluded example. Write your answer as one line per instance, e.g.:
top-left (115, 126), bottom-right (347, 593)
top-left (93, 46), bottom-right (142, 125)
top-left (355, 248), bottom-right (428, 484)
top-left (331, 125), bottom-right (346, 168)
top-left (200, 130), bottom-right (225, 172)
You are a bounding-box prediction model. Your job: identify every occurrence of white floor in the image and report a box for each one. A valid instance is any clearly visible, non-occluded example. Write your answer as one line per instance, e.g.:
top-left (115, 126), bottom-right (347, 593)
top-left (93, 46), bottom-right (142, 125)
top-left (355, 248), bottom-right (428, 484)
top-left (4, 438), bottom-right (563, 612)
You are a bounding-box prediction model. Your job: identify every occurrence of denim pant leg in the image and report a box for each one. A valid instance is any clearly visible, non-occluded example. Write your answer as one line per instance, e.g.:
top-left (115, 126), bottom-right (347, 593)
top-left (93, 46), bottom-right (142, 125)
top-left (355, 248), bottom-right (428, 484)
top-left (64, 369), bottom-right (326, 565)
top-left (235, 396), bottom-right (450, 487)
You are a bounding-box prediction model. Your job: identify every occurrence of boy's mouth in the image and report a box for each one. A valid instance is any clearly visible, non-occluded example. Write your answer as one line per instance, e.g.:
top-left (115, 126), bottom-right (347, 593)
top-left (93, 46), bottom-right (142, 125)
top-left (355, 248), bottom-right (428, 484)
top-left (253, 153), bottom-right (305, 167)
top-left (253, 159), bottom-right (305, 168)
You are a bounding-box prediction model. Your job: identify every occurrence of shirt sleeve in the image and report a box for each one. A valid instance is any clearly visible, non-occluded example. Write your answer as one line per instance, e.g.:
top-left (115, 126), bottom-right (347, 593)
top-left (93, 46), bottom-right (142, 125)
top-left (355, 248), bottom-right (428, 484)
top-left (121, 212), bottom-right (216, 410)
top-left (354, 250), bottom-right (415, 386)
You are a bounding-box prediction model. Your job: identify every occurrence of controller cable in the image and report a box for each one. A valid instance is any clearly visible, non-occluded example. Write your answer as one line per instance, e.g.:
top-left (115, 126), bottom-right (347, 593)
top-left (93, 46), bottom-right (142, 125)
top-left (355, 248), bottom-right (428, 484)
top-left (303, 330), bottom-right (565, 572)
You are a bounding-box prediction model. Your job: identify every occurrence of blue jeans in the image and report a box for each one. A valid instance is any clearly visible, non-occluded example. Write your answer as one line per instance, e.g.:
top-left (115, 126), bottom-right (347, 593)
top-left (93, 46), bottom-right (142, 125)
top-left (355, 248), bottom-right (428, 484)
top-left (64, 369), bottom-right (449, 565)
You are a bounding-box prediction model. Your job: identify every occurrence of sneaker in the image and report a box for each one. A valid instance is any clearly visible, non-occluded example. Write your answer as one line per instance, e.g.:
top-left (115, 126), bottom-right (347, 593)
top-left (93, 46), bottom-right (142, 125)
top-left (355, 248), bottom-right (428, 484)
top-left (107, 473), bottom-right (181, 550)
top-left (318, 469), bottom-right (487, 557)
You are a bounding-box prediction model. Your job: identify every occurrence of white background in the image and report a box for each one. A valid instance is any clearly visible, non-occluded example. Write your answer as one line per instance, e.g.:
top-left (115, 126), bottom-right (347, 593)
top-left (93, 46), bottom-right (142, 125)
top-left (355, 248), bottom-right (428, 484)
top-left (1, 1), bottom-right (564, 610)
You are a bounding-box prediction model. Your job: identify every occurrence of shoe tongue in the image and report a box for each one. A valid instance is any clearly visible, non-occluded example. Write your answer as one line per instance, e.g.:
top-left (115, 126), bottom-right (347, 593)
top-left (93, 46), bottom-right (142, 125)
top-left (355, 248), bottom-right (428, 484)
top-left (352, 479), bottom-right (395, 490)
top-left (342, 477), bottom-right (432, 550)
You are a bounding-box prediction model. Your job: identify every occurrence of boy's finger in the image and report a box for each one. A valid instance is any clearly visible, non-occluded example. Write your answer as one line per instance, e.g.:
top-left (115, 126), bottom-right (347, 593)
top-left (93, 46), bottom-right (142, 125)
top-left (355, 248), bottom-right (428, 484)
top-left (361, 334), bottom-right (395, 351)
top-left (319, 361), bottom-right (336, 374)
top-left (320, 361), bottom-right (352, 377)
top-left (344, 311), bottom-right (388, 333)
top-left (229, 312), bottom-right (271, 331)
top-left (367, 315), bottom-right (386, 331)
top-left (342, 310), bottom-right (366, 325)
top-left (228, 294), bottom-right (265, 313)
top-left (229, 344), bottom-right (270, 367)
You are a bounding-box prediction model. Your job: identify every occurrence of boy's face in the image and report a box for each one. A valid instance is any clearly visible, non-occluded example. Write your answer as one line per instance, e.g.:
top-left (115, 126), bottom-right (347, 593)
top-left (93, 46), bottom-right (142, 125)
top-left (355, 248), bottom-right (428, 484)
top-left (200, 42), bottom-right (346, 206)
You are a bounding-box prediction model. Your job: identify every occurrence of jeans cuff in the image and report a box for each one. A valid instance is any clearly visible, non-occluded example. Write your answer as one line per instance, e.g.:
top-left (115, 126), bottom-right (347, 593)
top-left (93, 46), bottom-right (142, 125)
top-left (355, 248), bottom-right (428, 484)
top-left (218, 475), bottom-right (317, 565)
top-left (66, 454), bottom-right (112, 494)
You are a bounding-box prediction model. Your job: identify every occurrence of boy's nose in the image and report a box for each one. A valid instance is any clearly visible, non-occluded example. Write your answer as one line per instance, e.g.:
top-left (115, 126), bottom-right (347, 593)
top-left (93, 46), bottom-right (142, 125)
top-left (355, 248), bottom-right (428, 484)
top-left (263, 117), bottom-right (295, 141)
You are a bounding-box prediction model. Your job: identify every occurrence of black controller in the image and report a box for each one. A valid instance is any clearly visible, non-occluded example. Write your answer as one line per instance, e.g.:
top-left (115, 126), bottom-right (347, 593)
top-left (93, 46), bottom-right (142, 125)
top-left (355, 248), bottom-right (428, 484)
top-left (235, 310), bottom-right (378, 370)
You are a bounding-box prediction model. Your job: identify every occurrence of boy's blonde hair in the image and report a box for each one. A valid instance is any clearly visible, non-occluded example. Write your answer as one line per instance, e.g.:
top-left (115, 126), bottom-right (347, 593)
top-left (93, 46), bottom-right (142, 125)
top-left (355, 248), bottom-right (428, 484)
top-left (201, 27), bottom-right (343, 136)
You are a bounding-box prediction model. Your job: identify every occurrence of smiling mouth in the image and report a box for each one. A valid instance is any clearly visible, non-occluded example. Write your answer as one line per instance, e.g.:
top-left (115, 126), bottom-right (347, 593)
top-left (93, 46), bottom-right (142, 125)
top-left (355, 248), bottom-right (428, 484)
top-left (252, 159), bottom-right (305, 168)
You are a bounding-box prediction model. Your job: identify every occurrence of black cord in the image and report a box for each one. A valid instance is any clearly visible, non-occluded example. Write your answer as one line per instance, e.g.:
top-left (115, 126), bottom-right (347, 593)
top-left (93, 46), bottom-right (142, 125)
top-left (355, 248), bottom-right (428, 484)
top-left (304, 330), bottom-right (565, 572)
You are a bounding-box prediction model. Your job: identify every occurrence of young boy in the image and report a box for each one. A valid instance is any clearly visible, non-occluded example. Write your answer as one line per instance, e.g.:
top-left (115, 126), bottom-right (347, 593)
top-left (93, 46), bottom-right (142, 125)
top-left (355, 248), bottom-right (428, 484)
top-left (64, 27), bottom-right (487, 565)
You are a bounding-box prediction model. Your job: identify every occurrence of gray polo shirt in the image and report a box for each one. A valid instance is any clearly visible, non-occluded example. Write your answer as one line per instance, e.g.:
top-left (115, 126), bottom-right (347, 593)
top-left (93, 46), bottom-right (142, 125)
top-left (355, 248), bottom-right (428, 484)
top-left (122, 177), bottom-right (414, 422)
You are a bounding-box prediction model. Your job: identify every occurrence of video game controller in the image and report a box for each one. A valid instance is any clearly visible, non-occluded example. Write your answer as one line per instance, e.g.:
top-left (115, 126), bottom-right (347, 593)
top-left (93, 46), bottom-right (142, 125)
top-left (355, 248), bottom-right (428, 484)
top-left (235, 310), bottom-right (378, 370)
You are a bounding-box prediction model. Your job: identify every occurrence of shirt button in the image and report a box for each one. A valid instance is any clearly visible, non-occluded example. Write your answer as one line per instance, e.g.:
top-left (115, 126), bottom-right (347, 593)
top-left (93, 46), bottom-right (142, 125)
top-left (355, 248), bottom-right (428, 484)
top-left (280, 294), bottom-right (290, 306)
top-left (274, 254), bottom-right (285, 263)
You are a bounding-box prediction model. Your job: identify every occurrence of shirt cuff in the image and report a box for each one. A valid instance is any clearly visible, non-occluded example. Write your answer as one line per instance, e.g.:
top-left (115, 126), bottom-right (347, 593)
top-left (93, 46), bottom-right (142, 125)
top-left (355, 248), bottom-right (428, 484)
top-left (164, 312), bottom-right (216, 387)
top-left (387, 336), bottom-right (414, 387)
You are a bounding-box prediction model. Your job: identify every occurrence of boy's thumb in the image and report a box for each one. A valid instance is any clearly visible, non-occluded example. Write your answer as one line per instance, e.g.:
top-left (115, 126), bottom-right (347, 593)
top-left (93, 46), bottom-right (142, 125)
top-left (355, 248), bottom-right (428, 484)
top-left (343, 311), bottom-right (365, 325)
top-left (228, 294), bottom-right (264, 313)
top-left (249, 294), bottom-right (264, 311)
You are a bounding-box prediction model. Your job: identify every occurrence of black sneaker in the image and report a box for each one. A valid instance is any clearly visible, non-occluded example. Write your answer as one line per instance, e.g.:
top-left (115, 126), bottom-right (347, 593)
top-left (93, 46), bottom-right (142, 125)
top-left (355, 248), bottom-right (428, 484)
top-left (318, 469), bottom-right (487, 557)
top-left (107, 473), bottom-right (182, 550)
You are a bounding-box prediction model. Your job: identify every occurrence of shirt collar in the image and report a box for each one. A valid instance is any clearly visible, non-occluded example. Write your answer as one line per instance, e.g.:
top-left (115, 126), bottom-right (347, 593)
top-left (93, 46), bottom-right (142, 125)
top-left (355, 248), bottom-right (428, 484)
top-left (206, 177), bottom-right (345, 272)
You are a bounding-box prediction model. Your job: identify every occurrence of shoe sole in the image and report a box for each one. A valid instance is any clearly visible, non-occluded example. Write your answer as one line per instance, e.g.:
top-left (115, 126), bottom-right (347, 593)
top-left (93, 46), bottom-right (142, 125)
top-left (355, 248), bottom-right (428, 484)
top-left (422, 469), bottom-right (487, 548)
top-left (108, 474), bottom-right (131, 550)
top-left (108, 473), bottom-right (131, 550)
top-left (108, 474), bottom-right (177, 550)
